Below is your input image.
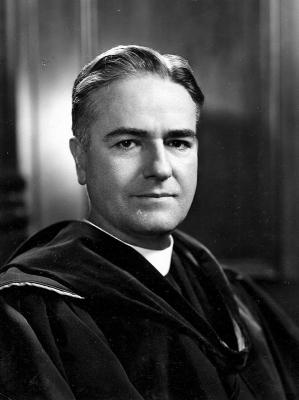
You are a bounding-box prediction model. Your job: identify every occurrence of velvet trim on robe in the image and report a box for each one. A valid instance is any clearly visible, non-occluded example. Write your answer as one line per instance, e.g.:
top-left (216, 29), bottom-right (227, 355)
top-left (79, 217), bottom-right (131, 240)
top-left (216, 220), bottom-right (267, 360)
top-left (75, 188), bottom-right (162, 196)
top-left (0, 220), bottom-right (298, 400)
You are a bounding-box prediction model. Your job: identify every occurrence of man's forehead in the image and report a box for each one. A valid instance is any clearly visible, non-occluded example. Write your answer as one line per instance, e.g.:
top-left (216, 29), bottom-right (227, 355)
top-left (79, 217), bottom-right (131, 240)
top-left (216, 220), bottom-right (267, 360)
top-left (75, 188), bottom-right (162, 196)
top-left (86, 85), bottom-right (196, 143)
top-left (89, 75), bottom-right (196, 108)
top-left (88, 76), bottom-right (197, 129)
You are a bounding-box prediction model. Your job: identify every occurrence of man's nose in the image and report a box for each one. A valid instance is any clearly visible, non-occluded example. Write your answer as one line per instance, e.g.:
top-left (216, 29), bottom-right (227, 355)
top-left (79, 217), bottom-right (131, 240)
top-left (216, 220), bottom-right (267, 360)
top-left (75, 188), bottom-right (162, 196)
top-left (143, 142), bottom-right (172, 180)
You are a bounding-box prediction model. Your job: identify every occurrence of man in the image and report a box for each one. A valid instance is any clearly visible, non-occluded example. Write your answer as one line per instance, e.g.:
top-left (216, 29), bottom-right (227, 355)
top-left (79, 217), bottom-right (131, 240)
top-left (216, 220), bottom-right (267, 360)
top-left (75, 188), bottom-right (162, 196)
top-left (0, 45), bottom-right (298, 400)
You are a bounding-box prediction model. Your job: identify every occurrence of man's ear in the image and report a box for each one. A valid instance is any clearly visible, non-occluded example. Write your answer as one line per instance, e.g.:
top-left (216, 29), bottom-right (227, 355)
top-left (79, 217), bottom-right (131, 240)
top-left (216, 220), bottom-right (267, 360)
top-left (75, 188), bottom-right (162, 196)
top-left (69, 137), bottom-right (87, 185)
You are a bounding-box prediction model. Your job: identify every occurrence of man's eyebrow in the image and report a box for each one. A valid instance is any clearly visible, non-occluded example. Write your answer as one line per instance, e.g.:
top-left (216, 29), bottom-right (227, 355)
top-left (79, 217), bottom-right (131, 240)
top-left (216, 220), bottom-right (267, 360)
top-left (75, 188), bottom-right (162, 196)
top-left (103, 128), bottom-right (148, 141)
top-left (103, 127), bottom-right (197, 141)
top-left (166, 129), bottom-right (197, 138)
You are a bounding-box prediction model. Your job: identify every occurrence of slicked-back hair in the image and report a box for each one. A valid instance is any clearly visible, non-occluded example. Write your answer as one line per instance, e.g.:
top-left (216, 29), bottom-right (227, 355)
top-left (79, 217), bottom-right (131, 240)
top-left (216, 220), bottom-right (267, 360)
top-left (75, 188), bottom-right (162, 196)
top-left (72, 45), bottom-right (204, 148)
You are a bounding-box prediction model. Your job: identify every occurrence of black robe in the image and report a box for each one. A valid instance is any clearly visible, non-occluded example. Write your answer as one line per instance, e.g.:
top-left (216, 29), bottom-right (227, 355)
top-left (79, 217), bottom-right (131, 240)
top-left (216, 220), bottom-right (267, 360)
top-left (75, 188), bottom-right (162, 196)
top-left (0, 220), bottom-right (298, 400)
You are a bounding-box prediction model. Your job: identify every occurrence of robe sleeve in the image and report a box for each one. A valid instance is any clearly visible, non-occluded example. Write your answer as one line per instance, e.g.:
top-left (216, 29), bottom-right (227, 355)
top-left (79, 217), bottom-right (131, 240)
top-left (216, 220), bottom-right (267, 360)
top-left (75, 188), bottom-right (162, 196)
top-left (0, 287), bottom-right (144, 400)
top-left (232, 275), bottom-right (299, 398)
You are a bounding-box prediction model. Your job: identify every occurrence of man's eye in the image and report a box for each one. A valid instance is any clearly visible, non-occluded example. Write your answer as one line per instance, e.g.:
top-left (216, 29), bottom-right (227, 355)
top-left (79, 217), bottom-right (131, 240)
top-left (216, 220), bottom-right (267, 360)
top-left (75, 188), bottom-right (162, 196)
top-left (168, 140), bottom-right (191, 150)
top-left (115, 140), bottom-right (137, 150)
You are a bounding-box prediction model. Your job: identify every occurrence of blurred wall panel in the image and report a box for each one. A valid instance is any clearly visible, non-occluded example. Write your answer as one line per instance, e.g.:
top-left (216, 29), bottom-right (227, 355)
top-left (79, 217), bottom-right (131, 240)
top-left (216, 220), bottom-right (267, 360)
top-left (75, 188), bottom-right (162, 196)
top-left (17, 0), bottom-right (86, 233)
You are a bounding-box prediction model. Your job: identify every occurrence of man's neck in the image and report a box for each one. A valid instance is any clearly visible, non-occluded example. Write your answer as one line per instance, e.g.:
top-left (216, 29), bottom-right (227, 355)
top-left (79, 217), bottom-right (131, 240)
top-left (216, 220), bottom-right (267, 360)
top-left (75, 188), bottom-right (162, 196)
top-left (87, 215), bottom-right (172, 250)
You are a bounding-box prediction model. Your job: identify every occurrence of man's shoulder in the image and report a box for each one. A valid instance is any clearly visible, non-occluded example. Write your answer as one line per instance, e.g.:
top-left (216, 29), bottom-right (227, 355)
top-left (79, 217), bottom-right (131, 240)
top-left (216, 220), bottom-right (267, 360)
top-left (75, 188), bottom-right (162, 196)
top-left (3, 220), bottom-right (89, 264)
top-left (2, 219), bottom-right (110, 268)
top-left (0, 220), bottom-right (93, 299)
top-left (173, 229), bottom-right (218, 262)
top-left (173, 230), bottom-right (255, 286)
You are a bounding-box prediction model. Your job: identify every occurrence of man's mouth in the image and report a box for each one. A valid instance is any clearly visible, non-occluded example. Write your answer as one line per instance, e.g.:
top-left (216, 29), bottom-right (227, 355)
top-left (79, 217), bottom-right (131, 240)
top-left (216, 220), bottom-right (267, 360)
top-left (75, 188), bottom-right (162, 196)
top-left (135, 193), bottom-right (176, 198)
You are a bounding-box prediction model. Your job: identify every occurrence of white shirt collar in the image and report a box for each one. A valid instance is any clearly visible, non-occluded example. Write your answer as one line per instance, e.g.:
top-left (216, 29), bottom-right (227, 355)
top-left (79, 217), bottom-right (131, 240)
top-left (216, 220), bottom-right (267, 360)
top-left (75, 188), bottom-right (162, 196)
top-left (83, 219), bottom-right (173, 276)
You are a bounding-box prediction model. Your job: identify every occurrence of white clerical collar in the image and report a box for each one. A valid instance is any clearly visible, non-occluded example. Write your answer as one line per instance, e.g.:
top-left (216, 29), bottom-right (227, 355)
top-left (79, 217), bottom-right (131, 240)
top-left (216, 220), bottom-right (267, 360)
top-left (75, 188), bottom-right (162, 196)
top-left (83, 219), bottom-right (173, 276)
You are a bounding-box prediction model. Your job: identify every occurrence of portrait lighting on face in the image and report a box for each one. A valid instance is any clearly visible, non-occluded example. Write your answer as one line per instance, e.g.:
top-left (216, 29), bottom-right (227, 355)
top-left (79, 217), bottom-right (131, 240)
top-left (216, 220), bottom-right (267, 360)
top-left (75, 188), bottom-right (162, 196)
top-left (70, 75), bottom-right (198, 249)
top-left (70, 45), bottom-right (203, 249)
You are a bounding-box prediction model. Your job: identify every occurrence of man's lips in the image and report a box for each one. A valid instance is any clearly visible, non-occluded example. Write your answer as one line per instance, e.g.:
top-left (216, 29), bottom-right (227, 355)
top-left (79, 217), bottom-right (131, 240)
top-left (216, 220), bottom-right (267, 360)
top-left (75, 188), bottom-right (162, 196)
top-left (133, 193), bottom-right (177, 198)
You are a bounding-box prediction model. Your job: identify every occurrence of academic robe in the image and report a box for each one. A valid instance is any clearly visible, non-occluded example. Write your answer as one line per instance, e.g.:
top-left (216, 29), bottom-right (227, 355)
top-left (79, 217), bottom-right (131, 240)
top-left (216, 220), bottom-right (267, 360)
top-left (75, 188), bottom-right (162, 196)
top-left (0, 220), bottom-right (298, 400)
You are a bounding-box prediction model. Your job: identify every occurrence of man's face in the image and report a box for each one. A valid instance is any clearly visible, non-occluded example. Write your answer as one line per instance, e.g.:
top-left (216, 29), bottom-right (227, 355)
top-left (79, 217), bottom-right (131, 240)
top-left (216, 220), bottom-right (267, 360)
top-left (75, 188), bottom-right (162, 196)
top-left (71, 75), bottom-right (198, 249)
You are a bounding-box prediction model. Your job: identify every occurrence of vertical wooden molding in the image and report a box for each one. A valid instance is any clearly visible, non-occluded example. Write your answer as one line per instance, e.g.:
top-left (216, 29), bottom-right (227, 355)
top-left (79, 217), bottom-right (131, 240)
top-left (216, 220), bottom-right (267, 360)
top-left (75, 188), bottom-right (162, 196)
top-left (258, 0), bottom-right (281, 271)
top-left (261, 0), bottom-right (299, 279)
top-left (17, 0), bottom-right (42, 232)
top-left (80, 0), bottom-right (99, 64)
top-left (0, 0), bottom-right (28, 263)
top-left (280, 0), bottom-right (299, 278)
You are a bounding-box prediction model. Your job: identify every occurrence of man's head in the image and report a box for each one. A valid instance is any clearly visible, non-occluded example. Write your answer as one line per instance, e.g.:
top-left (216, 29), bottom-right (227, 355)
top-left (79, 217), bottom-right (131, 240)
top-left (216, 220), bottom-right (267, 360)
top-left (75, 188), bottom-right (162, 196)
top-left (70, 45), bottom-right (204, 249)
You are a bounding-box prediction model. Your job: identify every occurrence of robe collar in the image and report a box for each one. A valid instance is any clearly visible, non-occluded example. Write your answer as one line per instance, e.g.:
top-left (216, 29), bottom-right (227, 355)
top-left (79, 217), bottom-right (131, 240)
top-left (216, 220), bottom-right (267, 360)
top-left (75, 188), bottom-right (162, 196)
top-left (83, 219), bottom-right (173, 276)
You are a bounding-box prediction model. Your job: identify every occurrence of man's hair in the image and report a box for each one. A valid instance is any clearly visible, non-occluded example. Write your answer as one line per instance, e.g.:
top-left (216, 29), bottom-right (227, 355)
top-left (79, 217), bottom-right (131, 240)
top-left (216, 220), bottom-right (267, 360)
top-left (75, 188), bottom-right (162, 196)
top-left (72, 45), bottom-right (204, 147)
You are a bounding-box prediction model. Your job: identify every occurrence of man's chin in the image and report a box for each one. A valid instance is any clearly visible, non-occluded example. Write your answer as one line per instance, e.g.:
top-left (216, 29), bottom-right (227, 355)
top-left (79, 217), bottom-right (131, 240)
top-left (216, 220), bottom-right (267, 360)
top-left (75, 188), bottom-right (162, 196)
top-left (131, 219), bottom-right (180, 237)
top-left (132, 210), bottom-right (185, 234)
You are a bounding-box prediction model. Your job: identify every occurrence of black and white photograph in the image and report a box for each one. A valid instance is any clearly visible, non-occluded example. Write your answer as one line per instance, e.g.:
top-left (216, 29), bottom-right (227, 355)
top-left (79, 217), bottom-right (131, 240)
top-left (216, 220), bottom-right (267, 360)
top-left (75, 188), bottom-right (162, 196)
top-left (0, 1), bottom-right (298, 399)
